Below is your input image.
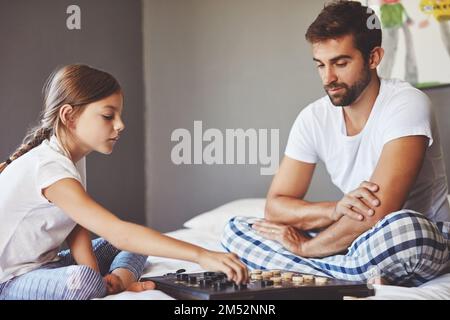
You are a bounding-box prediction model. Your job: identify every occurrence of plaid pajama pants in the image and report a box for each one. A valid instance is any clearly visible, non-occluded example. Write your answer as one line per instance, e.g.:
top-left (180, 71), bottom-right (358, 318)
top-left (221, 210), bottom-right (450, 286)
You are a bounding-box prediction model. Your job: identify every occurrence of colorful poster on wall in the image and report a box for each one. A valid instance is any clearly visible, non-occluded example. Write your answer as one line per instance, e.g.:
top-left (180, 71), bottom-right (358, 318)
top-left (359, 0), bottom-right (450, 88)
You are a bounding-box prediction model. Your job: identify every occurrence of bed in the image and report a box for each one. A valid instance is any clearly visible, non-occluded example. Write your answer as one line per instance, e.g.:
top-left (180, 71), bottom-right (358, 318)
top-left (100, 197), bottom-right (450, 300)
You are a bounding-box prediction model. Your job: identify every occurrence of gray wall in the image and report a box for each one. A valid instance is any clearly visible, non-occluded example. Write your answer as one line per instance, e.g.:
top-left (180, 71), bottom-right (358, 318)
top-left (143, 0), bottom-right (450, 232)
top-left (426, 87), bottom-right (450, 179)
top-left (0, 0), bottom-right (146, 225)
top-left (143, 0), bottom-right (344, 232)
top-left (2, 1), bottom-right (447, 235)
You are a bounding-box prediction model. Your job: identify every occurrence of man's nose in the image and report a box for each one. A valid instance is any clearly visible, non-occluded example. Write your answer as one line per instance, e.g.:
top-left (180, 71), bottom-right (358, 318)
top-left (322, 67), bottom-right (338, 86)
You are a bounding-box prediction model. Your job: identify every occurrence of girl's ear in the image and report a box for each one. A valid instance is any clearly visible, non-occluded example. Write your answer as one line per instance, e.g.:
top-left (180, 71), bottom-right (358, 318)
top-left (59, 104), bottom-right (76, 129)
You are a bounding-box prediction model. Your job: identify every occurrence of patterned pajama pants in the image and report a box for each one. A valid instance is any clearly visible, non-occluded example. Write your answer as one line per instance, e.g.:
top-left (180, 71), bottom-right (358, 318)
top-left (0, 238), bottom-right (147, 300)
top-left (222, 210), bottom-right (450, 286)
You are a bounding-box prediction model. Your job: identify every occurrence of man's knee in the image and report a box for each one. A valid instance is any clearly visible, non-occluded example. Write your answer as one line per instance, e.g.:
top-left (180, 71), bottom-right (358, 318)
top-left (377, 210), bottom-right (448, 281)
top-left (63, 265), bottom-right (106, 300)
top-left (381, 210), bottom-right (441, 244)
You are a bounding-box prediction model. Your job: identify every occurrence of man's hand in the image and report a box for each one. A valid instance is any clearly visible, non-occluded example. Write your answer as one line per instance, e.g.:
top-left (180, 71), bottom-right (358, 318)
top-left (252, 220), bottom-right (311, 256)
top-left (332, 181), bottom-right (381, 222)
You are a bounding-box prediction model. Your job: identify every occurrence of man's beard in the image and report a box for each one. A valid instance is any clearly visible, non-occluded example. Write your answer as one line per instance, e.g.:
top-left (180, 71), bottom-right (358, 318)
top-left (325, 67), bottom-right (371, 107)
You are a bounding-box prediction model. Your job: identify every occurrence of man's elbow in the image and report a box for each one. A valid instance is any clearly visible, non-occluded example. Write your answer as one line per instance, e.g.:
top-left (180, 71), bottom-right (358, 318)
top-left (264, 196), bottom-right (278, 221)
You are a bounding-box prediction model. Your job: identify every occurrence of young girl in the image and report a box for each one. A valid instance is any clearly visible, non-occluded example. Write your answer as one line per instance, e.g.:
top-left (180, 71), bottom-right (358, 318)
top-left (0, 64), bottom-right (248, 300)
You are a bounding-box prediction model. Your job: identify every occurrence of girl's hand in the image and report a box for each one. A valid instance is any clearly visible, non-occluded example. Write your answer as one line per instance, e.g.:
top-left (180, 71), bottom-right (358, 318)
top-left (197, 251), bottom-right (248, 284)
top-left (252, 220), bottom-right (310, 256)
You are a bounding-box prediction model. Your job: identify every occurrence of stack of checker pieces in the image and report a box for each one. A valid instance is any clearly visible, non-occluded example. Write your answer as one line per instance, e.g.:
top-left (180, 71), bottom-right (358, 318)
top-left (141, 269), bottom-right (374, 300)
top-left (250, 269), bottom-right (328, 286)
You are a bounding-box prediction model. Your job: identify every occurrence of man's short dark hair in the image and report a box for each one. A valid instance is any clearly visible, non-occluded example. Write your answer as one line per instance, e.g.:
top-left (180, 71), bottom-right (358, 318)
top-left (305, 1), bottom-right (382, 61)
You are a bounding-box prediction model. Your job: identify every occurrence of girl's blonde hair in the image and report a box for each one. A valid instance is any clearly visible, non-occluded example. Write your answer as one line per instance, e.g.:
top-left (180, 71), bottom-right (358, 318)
top-left (0, 64), bottom-right (121, 173)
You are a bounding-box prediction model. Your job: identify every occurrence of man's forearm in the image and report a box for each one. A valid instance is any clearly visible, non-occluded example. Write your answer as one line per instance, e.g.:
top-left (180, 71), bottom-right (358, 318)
top-left (300, 215), bottom-right (373, 257)
top-left (265, 196), bottom-right (337, 230)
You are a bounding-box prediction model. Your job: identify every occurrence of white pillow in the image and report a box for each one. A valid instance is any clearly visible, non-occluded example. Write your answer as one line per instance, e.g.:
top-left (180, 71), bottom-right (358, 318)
top-left (183, 198), bottom-right (266, 234)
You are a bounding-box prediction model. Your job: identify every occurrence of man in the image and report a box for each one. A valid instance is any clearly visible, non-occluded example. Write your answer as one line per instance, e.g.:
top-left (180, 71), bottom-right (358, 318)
top-left (222, 1), bottom-right (450, 286)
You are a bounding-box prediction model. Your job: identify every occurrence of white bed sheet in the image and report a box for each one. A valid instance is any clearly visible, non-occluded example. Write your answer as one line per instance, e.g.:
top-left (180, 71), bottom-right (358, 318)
top-left (101, 228), bottom-right (450, 300)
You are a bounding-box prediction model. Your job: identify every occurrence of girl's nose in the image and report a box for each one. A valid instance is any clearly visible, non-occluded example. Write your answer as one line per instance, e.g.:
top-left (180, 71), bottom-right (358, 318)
top-left (115, 117), bottom-right (125, 132)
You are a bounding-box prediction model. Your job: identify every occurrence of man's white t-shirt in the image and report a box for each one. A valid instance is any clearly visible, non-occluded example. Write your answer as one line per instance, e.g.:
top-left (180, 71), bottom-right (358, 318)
top-left (285, 78), bottom-right (450, 223)
top-left (0, 136), bottom-right (86, 283)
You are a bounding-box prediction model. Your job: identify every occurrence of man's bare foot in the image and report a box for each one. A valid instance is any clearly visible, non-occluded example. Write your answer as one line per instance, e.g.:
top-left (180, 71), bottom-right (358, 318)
top-left (367, 276), bottom-right (389, 285)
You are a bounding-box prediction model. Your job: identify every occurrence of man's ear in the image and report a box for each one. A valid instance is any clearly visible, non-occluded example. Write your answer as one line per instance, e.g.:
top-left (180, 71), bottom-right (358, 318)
top-left (369, 47), bottom-right (384, 70)
top-left (59, 104), bottom-right (76, 129)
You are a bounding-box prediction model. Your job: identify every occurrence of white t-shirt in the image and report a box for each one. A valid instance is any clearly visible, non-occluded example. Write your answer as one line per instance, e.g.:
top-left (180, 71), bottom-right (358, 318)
top-left (285, 78), bottom-right (450, 223)
top-left (0, 135), bottom-right (86, 283)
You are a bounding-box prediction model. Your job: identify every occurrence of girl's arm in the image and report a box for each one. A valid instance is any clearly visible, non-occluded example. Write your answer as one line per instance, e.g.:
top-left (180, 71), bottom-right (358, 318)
top-left (43, 178), bottom-right (248, 283)
top-left (65, 224), bottom-right (100, 272)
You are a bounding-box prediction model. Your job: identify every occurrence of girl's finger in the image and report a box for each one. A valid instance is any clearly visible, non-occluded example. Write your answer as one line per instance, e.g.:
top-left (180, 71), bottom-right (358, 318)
top-left (224, 258), bottom-right (246, 284)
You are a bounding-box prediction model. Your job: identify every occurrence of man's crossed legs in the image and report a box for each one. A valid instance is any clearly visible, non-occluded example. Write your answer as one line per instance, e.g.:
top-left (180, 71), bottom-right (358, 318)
top-left (222, 210), bottom-right (450, 286)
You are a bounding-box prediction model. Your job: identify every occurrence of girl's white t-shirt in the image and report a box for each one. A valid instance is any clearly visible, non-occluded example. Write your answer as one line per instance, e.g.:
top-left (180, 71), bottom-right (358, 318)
top-left (0, 136), bottom-right (86, 283)
top-left (285, 78), bottom-right (450, 223)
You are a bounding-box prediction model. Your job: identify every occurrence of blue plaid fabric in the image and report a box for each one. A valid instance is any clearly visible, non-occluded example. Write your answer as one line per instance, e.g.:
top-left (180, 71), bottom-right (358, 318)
top-left (221, 210), bottom-right (450, 286)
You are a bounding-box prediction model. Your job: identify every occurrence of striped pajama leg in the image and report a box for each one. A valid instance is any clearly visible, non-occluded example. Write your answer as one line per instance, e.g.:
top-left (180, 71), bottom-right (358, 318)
top-left (57, 238), bottom-right (148, 282)
top-left (221, 210), bottom-right (450, 286)
top-left (0, 238), bottom-right (147, 300)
